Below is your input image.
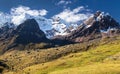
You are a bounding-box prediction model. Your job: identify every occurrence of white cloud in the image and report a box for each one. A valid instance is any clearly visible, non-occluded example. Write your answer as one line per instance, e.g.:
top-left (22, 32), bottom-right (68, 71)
top-left (10, 6), bottom-right (48, 25)
top-left (11, 14), bottom-right (26, 25)
top-left (57, 0), bottom-right (72, 5)
top-left (0, 6), bottom-right (48, 26)
top-left (53, 6), bottom-right (92, 23)
top-left (11, 6), bottom-right (47, 16)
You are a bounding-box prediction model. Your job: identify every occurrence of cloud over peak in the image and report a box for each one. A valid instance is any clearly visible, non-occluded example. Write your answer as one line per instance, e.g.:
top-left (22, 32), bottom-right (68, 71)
top-left (11, 6), bottom-right (48, 25)
top-left (53, 6), bottom-right (92, 23)
top-left (11, 6), bottom-right (47, 17)
top-left (0, 6), bottom-right (48, 25)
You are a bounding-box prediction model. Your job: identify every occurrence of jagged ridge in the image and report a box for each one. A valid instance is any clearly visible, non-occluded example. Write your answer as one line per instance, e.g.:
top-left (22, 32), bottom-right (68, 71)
top-left (53, 11), bottom-right (120, 42)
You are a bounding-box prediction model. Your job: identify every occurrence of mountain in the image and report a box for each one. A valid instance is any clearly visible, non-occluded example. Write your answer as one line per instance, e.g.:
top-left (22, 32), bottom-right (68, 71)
top-left (0, 15), bottom-right (78, 39)
top-left (13, 19), bottom-right (47, 44)
top-left (46, 17), bottom-right (72, 38)
top-left (35, 17), bottom-right (77, 38)
top-left (0, 22), bottom-right (15, 38)
top-left (0, 19), bottom-right (49, 52)
top-left (34, 16), bottom-right (53, 38)
top-left (53, 11), bottom-right (120, 42)
top-left (0, 11), bottom-right (119, 51)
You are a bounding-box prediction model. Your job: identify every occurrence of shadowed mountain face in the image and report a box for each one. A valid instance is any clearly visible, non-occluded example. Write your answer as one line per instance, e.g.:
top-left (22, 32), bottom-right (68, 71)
top-left (0, 19), bottom-right (49, 51)
top-left (53, 11), bottom-right (120, 42)
top-left (13, 19), bottom-right (47, 44)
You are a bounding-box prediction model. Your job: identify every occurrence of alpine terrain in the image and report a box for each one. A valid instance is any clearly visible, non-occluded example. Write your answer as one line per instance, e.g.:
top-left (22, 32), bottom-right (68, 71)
top-left (0, 6), bottom-right (120, 74)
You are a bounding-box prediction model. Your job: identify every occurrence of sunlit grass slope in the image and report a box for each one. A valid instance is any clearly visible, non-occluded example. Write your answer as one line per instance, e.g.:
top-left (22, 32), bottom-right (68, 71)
top-left (0, 37), bottom-right (120, 74)
top-left (21, 37), bottom-right (120, 74)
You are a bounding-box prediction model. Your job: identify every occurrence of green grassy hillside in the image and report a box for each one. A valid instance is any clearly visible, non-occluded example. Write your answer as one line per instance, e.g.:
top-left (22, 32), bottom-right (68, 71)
top-left (1, 37), bottom-right (120, 74)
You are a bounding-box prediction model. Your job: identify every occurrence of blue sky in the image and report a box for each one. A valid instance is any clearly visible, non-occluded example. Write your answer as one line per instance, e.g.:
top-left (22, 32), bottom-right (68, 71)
top-left (0, 0), bottom-right (119, 24)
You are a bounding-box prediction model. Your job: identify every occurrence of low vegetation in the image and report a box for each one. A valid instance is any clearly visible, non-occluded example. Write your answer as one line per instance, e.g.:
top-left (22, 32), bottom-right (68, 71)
top-left (1, 36), bottom-right (120, 74)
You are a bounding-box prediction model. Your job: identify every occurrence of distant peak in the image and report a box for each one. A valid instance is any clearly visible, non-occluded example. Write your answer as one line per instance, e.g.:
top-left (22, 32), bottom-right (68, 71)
top-left (94, 10), bottom-right (102, 17)
top-left (54, 11), bottom-right (120, 42)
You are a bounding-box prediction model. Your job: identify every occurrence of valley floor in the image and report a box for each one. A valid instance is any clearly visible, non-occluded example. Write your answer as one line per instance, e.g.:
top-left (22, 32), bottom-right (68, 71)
top-left (2, 37), bottom-right (120, 74)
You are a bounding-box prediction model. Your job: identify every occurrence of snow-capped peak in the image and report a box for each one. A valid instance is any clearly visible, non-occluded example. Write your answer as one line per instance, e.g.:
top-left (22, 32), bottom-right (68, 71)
top-left (35, 16), bottom-right (78, 38)
top-left (52, 17), bottom-right (68, 35)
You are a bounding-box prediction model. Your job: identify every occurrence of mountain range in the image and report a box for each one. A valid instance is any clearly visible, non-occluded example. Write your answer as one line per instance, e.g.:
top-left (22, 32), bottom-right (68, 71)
top-left (0, 11), bottom-right (120, 74)
top-left (0, 14), bottom-right (78, 38)
top-left (53, 11), bottom-right (120, 42)
top-left (0, 11), bottom-right (119, 52)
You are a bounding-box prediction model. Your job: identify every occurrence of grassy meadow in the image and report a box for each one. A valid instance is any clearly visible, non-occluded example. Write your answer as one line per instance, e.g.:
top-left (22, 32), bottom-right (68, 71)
top-left (1, 37), bottom-right (120, 74)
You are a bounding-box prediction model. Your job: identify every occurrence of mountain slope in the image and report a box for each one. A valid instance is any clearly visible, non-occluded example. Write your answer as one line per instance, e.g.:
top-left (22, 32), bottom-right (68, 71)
top-left (13, 19), bottom-right (47, 44)
top-left (23, 37), bottom-right (120, 74)
top-left (36, 17), bottom-right (77, 38)
top-left (1, 36), bottom-right (120, 74)
top-left (54, 11), bottom-right (120, 42)
top-left (0, 19), bottom-right (50, 52)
